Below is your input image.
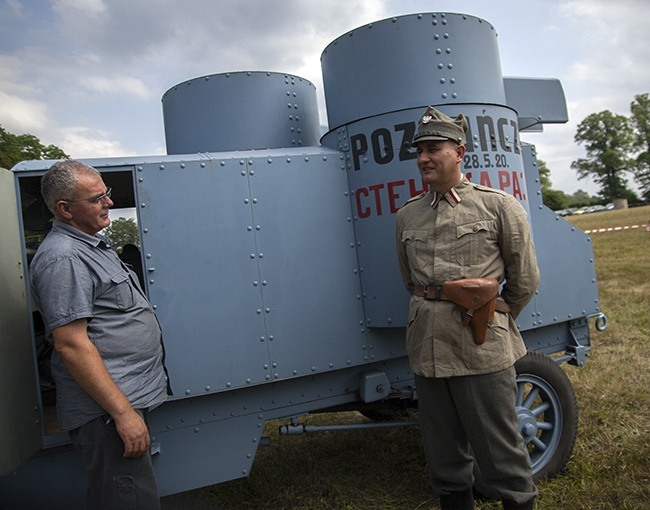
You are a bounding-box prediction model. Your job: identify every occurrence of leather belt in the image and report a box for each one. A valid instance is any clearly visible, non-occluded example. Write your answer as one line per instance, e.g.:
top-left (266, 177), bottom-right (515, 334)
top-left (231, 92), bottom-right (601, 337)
top-left (412, 284), bottom-right (511, 313)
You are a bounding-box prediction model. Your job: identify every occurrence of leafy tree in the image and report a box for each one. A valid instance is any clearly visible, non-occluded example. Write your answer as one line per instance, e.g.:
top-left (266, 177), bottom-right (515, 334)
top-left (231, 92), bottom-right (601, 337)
top-left (630, 93), bottom-right (650, 201)
top-left (571, 111), bottom-right (636, 201)
top-left (102, 217), bottom-right (139, 253)
top-left (543, 189), bottom-right (570, 211)
top-left (537, 159), bottom-right (568, 209)
top-left (538, 159), bottom-right (552, 192)
top-left (568, 189), bottom-right (599, 208)
top-left (0, 125), bottom-right (69, 169)
top-left (537, 159), bottom-right (569, 210)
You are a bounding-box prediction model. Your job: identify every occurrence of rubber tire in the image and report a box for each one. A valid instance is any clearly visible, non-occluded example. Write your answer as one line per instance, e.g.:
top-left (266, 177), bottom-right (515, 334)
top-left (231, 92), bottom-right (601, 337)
top-left (514, 350), bottom-right (578, 482)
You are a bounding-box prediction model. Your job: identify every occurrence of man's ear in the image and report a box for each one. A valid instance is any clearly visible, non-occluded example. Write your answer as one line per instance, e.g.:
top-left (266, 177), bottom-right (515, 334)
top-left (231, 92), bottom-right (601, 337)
top-left (55, 200), bottom-right (74, 220)
top-left (456, 144), bottom-right (467, 161)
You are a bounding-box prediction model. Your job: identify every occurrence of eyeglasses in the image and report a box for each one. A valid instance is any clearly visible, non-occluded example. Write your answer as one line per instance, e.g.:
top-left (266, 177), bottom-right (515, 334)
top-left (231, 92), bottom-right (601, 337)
top-left (63, 187), bottom-right (112, 205)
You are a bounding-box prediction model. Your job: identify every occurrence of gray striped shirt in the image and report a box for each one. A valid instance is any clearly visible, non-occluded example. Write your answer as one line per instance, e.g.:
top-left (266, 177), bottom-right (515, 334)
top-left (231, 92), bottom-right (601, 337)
top-left (30, 220), bottom-right (168, 431)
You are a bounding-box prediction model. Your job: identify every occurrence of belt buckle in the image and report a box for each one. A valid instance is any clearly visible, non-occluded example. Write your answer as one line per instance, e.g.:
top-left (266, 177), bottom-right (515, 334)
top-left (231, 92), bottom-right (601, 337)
top-left (423, 285), bottom-right (441, 300)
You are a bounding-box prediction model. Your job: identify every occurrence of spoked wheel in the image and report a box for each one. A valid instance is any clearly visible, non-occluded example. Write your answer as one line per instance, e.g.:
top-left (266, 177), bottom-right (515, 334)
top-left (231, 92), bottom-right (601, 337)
top-left (515, 350), bottom-right (578, 482)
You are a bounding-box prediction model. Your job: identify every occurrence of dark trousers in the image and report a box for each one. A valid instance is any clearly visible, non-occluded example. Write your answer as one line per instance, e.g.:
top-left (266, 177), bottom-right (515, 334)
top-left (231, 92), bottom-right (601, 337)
top-left (415, 367), bottom-right (537, 505)
top-left (69, 409), bottom-right (160, 510)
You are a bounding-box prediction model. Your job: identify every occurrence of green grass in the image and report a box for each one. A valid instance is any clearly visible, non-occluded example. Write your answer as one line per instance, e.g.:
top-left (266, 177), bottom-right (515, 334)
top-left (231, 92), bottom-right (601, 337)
top-left (162, 206), bottom-right (650, 510)
top-left (537, 205), bottom-right (650, 510)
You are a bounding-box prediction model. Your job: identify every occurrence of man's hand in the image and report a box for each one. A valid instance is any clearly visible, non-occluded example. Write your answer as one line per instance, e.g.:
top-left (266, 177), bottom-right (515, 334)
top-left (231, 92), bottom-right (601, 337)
top-left (114, 409), bottom-right (151, 458)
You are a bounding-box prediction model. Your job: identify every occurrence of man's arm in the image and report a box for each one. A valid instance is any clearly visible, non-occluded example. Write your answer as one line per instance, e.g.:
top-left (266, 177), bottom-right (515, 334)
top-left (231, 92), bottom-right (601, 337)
top-left (498, 197), bottom-right (540, 319)
top-left (395, 212), bottom-right (414, 293)
top-left (52, 318), bottom-right (150, 458)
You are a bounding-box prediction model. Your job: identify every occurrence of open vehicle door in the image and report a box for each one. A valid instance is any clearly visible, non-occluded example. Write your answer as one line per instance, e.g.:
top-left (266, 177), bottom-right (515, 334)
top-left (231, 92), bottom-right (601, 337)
top-left (0, 167), bottom-right (42, 475)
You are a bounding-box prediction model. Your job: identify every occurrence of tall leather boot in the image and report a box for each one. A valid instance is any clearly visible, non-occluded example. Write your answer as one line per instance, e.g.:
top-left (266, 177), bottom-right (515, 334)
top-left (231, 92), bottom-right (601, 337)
top-left (439, 489), bottom-right (475, 510)
top-left (502, 497), bottom-right (535, 509)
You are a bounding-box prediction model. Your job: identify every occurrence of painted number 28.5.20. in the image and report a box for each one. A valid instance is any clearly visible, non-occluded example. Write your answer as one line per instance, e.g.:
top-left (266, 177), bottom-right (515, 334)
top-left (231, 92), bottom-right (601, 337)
top-left (463, 153), bottom-right (509, 169)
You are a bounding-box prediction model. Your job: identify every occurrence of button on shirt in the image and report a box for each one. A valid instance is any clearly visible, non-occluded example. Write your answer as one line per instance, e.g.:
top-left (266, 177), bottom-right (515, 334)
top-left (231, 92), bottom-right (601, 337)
top-left (30, 220), bottom-right (168, 431)
top-left (395, 177), bottom-right (540, 378)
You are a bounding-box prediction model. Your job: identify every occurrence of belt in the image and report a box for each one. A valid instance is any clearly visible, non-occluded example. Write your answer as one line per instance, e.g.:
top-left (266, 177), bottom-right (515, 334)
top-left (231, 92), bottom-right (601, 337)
top-left (412, 284), bottom-right (511, 313)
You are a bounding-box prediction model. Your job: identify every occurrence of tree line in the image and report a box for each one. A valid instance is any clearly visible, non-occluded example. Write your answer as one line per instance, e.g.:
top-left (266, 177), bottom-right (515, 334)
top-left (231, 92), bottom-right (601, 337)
top-left (539, 93), bottom-right (649, 210)
top-left (0, 125), bottom-right (69, 168)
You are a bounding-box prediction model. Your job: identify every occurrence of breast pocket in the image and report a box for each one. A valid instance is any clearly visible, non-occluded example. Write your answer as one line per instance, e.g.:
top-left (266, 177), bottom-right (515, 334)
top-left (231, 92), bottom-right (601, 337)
top-left (455, 220), bottom-right (495, 267)
top-left (110, 272), bottom-right (137, 310)
top-left (401, 229), bottom-right (429, 269)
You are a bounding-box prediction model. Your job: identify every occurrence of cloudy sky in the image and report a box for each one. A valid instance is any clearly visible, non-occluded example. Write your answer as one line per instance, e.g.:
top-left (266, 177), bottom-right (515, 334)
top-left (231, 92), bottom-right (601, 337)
top-left (1, 0), bottom-right (648, 195)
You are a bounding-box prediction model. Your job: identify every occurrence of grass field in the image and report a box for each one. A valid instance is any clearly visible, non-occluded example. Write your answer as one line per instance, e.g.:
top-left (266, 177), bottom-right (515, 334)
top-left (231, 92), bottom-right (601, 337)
top-left (162, 206), bottom-right (650, 510)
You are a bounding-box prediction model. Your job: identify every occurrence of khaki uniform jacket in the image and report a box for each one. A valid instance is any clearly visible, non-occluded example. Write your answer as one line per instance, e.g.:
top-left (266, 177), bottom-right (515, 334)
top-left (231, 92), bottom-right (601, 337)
top-left (395, 177), bottom-right (540, 378)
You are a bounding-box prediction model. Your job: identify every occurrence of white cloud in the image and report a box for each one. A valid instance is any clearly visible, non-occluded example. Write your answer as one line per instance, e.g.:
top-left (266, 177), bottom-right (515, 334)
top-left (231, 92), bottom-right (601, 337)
top-left (558, 0), bottom-right (648, 99)
top-left (52, 0), bottom-right (107, 16)
top-left (82, 75), bottom-right (152, 100)
top-left (2, 0), bottom-right (25, 17)
top-left (0, 91), bottom-right (48, 133)
top-left (59, 126), bottom-right (136, 159)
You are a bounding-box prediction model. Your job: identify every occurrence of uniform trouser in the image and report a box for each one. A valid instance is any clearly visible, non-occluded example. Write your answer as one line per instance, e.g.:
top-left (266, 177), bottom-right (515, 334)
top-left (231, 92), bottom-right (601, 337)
top-left (68, 409), bottom-right (160, 510)
top-left (415, 367), bottom-right (537, 505)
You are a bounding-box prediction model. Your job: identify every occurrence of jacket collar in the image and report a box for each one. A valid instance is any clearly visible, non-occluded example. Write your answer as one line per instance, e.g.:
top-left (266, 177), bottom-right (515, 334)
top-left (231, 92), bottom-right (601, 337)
top-left (430, 174), bottom-right (467, 208)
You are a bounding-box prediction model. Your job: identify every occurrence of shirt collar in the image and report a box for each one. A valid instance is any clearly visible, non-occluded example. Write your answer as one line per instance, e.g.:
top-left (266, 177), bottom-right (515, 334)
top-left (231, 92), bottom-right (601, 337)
top-left (430, 174), bottom-right (465, 208)
top-left (51, 219), bottom-right (110, 248)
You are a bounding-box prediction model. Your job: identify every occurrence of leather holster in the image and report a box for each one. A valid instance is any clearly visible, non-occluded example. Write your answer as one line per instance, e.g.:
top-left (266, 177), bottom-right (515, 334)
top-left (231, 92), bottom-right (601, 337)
top-left (441, 278), bottom-right (500, 345)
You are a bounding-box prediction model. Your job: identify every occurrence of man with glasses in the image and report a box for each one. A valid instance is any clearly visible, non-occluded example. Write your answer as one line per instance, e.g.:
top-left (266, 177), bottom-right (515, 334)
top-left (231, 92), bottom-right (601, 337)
top-left (30, 160), bottom-right (169, 509)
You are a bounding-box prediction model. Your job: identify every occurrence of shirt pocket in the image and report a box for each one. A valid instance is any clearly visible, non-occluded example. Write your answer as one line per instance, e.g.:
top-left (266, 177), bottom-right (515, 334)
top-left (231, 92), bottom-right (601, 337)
top-left (455, 219), bottom-right (495, 267)
top-left (401, 229), bottom-right (429, 269)
top-left (110, 271), bottom-right (137, 311)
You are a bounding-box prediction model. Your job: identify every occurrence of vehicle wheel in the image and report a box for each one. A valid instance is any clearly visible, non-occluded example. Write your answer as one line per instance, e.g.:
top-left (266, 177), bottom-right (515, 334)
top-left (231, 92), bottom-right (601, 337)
top-left (515, 350), bottom-right (578, 482)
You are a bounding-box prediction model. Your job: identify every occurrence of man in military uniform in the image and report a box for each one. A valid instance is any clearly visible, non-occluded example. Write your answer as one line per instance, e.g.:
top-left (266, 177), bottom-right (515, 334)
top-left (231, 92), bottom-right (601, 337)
top-left (395, 107), bottom-right (540, 509)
